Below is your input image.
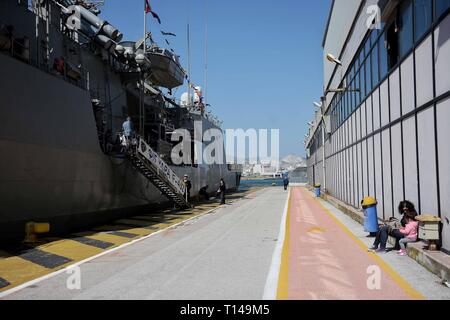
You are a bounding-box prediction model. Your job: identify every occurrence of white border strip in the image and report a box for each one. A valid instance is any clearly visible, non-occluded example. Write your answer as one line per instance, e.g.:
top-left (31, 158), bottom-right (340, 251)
top-left (262, 188), bottom-right (291, 300)
top-left (0, 206), bottom-right (222, 299)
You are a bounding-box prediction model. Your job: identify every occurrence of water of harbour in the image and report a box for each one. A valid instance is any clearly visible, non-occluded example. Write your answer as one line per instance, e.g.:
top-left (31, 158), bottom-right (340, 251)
top-left (239, 179), bottom-right (284, 191)
top-left (239, 169), bottom-right (308, 191)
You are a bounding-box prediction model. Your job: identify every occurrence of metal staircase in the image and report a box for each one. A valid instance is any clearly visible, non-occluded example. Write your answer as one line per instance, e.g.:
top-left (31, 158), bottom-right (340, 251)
top-left (128, 137), bottom-right (191, 209)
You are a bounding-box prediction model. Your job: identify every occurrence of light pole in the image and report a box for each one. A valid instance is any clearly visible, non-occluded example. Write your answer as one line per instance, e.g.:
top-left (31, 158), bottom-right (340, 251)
top-left (317, 52), bottom-right (348, 192)
top-left (313, 98), bottom-right (327, 192)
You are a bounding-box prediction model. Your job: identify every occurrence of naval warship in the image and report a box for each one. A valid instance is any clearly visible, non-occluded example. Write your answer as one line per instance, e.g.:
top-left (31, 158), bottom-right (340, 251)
top-left (0, 0), bottom-right (241, 242)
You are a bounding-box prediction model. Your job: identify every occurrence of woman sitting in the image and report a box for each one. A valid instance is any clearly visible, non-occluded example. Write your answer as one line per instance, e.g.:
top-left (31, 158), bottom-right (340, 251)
top-left (369, 201), bottom-right (419, 254)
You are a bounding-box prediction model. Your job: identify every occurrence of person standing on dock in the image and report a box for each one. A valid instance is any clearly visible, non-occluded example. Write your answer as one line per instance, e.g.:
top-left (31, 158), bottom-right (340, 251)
top-left (122, 116), bottom-right (133, 148)
top-left (183, 175), bottom-right (192, 203)
top-left (199, 185), bottom-right (210, 201)
top-left (219, 178), bottom-right (226, 205)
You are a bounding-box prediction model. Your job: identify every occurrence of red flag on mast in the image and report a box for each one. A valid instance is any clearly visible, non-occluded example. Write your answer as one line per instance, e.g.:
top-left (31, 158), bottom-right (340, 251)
top-left (145, 0), bottom-right (161, 24)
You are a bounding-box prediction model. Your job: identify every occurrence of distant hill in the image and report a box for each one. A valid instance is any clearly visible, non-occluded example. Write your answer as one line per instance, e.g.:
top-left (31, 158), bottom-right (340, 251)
top-left (280, 155), bottom-right (307, 171)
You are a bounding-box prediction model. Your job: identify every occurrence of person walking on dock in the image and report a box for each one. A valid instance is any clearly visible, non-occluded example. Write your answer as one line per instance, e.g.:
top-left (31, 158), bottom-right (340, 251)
top-left (219, 179), bottom-right (226, 205)
top-left (283, 172), bottom-right (290, 191)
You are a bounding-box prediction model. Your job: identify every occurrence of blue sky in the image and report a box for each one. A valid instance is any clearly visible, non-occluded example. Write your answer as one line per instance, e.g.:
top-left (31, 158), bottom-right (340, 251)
top-left (101, 0), bottom-right (331, 158)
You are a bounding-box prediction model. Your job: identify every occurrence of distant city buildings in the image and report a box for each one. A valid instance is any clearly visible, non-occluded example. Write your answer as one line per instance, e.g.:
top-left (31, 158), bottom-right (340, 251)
top-left (242, 155), bottom-right (307, 177)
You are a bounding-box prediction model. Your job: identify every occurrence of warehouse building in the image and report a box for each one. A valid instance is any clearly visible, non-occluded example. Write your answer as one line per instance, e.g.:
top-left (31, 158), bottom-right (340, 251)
top-left (306, 0), bottom-right (450, 252)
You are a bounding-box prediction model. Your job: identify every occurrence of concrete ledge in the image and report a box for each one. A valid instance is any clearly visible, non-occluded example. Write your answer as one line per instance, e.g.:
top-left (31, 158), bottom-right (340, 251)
top-left (408, 242), bottom-right (450, 282)
top-left (321, 192), bottom-right (365, 225)
top-left (320, 190), bottom-right (450, 283)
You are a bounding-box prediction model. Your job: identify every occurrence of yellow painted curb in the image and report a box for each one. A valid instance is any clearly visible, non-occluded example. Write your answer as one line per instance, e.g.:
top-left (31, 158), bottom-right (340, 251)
top-left (311, 189), bottom-right (426, 300)
top-left (277, 188), bottom-right (291, 300)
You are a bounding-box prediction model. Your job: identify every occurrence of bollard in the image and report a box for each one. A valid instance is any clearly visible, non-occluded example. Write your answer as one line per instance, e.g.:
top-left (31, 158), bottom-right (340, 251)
top-left (361, 197), bottom-right (379, 235)
top-left (24, 222), bottom-right (50, 243)
top-left (314, 184), bottom-right (321, 198)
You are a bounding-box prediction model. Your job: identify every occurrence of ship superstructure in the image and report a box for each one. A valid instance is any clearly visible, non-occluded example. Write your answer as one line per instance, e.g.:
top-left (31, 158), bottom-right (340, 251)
top-left (0, 0), bottom-right (241, 242)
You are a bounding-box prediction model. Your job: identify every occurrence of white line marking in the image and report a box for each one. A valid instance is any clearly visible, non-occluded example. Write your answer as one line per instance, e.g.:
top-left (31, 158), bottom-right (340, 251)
top-left (0, 206), bottom-right (224, 299)
top-left (262, 188), bottom-right (290, 300)
top-left (0, 189), bottom-right (266, 299)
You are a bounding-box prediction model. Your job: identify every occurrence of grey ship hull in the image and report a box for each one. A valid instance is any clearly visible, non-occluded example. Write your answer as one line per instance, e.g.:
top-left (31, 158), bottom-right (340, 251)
top-left (0, 53), bottom-right (238, 242)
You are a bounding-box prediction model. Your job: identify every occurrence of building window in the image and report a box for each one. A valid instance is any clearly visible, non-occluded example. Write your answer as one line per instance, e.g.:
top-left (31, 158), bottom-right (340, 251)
top-left (360, 61), bottom-right (366, 100)
top-left (415, 0), bottom-right (432, 41)
top-left (349, 64), bottom-right (354, 82)
top-left (386, 21), bottom-right (399, 68)
top-left (351, 80), bottom-right (357, 111)
top-left (379, 33), bottom-right (389, 78)
top-left (365, 34), bottom-right (372, 57)
top-left (371, 28), bottom-right (379, 44)
top-left (365, 54), bottom-right (372, 94)
top-left (327, 0), bottom-right (450, 135)
top-left (355, 70), bottom-right (361, 104)
top-left (343, 91), bottom-right (350, 120)
top-left (359, 47), bottom-right (365, 67)
top-left (372, 42), bottom-right (379, 87)
top-left (347, 89), bottom-right (352, 115)
top-left (398, 0), bottom-right (414, 57)
top-left (435, 0), bottom-right (450, 19)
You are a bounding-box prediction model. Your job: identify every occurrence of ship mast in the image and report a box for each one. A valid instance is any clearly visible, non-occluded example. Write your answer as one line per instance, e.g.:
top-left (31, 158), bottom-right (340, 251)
top-left (141, 0), bottom-right (148, 137)
top-left (187, 23), bottom-right (191, 109)
top-left (204, 0), bottom-right (208, 108)
top-left (186, 0), bottom-right (192, 109)
top-left (143, 0), bottom-right (147, 51)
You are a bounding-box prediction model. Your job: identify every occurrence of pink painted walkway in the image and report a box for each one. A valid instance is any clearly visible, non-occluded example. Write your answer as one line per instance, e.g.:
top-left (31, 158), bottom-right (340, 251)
top-left (281, 187), bottom-right (422, 300)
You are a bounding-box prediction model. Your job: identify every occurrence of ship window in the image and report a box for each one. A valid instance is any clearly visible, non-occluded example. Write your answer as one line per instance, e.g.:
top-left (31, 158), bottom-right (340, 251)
top-left (435, 0), bottom-right (450, 19)
top-left (398, 0), bottom-right (414, 57)
top-left (415, 0), bottom-right (433, 41)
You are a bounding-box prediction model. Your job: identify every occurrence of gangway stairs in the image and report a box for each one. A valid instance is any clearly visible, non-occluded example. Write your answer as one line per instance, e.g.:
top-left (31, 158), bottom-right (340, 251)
top-left (128, 137), bottom-right (191, 209)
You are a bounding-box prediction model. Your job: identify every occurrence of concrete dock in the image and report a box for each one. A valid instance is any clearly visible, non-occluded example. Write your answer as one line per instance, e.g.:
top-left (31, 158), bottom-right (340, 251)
top-left (1, 187), bottom-right (450, 300)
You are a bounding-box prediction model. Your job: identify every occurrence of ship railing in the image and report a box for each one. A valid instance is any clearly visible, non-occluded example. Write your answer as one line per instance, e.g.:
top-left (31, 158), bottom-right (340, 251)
top-left (58, 61), bottom-right (90, 91)
top-left (228, 164), bottom-right (243, 173)
top-left (1, 36), bottom-right (90, 91)
top-left (10, 37), bottom-right (31, 64)
top-left (0, 7), bottom-right (91, 91)
top-left (0, 30), bottom-right (32, 65)
top-left (136, 136), bottom-right (186, 196)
